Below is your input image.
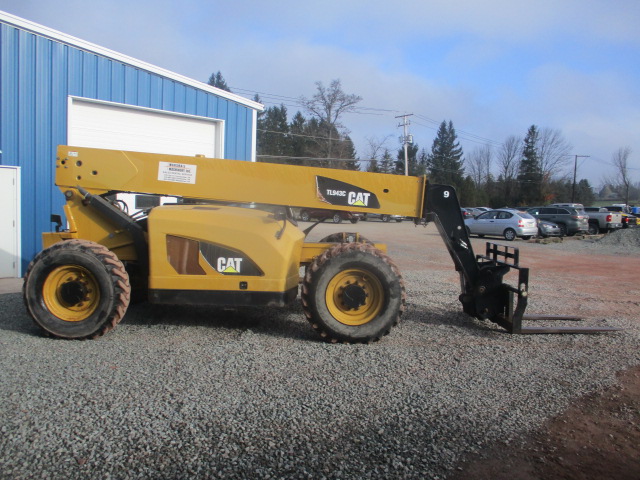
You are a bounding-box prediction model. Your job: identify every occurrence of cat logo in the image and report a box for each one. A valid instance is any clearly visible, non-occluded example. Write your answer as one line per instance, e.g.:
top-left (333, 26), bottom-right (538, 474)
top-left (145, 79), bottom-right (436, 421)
top-left (316, 176), bottom-right (380, 209)
top-left (348, 191), bottom-right (371, 206)
top-left (217, 257), bottom-right (243, 274)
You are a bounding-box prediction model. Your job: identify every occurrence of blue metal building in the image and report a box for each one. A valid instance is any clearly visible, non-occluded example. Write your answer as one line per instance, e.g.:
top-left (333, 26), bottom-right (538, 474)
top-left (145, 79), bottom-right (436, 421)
top-left (0, 11), bottom-right (263, 275)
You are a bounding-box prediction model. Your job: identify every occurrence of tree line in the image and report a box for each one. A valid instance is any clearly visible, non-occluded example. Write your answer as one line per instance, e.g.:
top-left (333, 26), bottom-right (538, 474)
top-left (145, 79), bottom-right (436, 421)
top-left (208, 72), bottom-right (635, 208)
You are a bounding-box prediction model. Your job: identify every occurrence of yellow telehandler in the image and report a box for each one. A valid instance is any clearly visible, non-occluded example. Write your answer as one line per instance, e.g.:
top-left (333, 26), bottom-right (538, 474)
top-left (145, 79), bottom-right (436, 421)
top-left (22, 146), bottom-right (618, 341)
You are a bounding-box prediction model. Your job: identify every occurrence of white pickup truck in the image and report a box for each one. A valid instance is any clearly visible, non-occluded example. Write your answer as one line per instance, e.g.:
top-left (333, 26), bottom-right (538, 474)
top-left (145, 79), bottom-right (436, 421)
top-left (583, 207), bottom-right (624, 234)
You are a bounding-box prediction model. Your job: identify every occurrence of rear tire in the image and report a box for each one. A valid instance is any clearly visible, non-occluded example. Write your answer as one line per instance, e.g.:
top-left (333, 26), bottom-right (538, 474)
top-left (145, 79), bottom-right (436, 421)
top-left (301, 243), bottom-right (405, 343)
top-left (381, 215), bottom-right (390, 222)
top-left (503, 228), bottom-right (516, 241)
top-left (587, 222), bottom-right (599, 235)
top-left (332, 213), bottom-right (342, 224)
top-left (23, 240), bottom-right (131, 339)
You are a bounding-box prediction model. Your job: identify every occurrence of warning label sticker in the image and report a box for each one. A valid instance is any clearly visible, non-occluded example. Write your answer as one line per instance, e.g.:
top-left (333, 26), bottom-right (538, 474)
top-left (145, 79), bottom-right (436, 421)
top-left (158, 161), bottom-right (197, 184)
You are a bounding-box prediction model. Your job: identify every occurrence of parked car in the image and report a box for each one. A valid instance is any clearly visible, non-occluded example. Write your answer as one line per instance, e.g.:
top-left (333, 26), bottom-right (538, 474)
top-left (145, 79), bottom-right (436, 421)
top-left (363, 213), bottom-right (403, 222)
top-left (465, 207), bottom-right (488, 217)
top-left (464, 209), bottom-right (538, 241)
top-left (603, 206), bottom-right (640, 228)
top-left (460, 208), bottom-right (474, 219)
top-left (298, 208), bottom-right (361, 224)
top-left (537, 220), bottom-right (562, 238)
top-left (526, 206), bottom-right (589, 236)
top-left (582, 207), bottom-right (623, 234)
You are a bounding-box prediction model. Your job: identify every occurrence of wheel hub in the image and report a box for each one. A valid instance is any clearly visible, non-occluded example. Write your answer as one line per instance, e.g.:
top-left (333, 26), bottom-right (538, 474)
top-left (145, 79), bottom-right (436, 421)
top-left (342, 284), bottom-right (367, 309)
top-left (59, 280), bottom-right (88, 306)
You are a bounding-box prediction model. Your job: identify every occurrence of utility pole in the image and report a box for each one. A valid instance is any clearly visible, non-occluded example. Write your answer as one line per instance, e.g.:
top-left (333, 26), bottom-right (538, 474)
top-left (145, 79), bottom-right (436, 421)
top-left (396, 114), bottom-right (413, 176)
top-left (571, 154), bottom-right (590, 202)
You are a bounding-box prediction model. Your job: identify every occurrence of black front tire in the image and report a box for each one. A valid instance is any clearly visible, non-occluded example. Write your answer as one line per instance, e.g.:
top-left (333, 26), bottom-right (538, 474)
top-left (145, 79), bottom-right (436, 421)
top-left (23, 240), bottom-right (131, 339)
top-left (332, 213), bottom-right (343, 224)
top-left (300, 211), bottom-right (311, 222)
top-left (301, 243), bottom-right (405, 343)
top-left (381, 214), bottom-right (390, 222)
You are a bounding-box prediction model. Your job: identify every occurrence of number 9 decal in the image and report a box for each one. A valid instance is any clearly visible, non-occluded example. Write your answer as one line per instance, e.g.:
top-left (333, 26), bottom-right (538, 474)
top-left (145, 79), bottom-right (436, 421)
top-left (443, 191), bottom-right (450, 198)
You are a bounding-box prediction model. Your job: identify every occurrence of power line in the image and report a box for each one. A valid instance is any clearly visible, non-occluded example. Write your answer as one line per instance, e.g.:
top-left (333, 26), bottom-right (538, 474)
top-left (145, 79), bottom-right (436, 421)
top-left (257, 155), bottom-right (370, 163)
top-left (258, 128), bottom-right (353, 143)
top-left (237, 83), bottom-right (507, 147)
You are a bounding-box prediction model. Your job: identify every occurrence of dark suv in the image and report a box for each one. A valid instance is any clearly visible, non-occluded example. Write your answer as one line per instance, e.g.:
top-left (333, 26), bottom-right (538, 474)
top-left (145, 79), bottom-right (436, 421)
top-left (298, 208), bottom-right (361, 224)
top-left (526, 206), bottom-right (589, 236)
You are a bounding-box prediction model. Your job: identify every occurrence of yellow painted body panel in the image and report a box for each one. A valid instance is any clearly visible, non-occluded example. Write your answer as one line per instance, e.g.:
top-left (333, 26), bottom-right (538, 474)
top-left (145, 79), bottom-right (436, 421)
top-left (148, 205), bottom-right (305, 293)
top-left (44, 192), bottom-right (139, 259)
top-left (55, 146), bottom-right (426, 217)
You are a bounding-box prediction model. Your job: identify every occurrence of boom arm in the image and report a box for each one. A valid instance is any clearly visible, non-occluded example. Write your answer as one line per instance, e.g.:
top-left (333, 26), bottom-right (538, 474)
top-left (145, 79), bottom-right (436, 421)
top-left (55, 146), bottom-right (425, 218)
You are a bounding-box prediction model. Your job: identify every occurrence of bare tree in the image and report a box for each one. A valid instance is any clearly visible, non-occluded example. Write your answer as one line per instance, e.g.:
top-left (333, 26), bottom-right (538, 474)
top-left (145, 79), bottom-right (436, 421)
top-left (497, 135), bottom-right (521, 203)
top-left (364, 135), bottom-right (392, 172)
top-left (537, 127), bottom-right (572, 178)
top-left (466, 145), bottom-right (492, 186)
top-left (612, 146), bottom-right (632, 205)
top-left (300, 79), bottom-right (362, 160)
top-left (365, 135), bottom-right (392, 160)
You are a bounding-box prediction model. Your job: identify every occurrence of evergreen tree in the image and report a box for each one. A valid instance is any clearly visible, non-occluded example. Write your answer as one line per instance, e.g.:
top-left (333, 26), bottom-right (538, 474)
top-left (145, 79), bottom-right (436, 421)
top-left (340, 135), bottom-right (360, 171)
top-left (258, 104), bottom-right (291, 162)
top-left (458, 176), bottom-right (477, 206)
top-left (395, 143), bottom-right (419, 175)
top-left (289, 111), bottom-right (308, 165)
top-left (517, 125), bottom-right (543, 205)
top-left (207, 71), bottom-right (231, 92)
top-left (416, 148), bottom-right (428, 176)
top-left (378, 149), bottom-right (394, 174)
top-left (427, 121), bottom-right (465, 188)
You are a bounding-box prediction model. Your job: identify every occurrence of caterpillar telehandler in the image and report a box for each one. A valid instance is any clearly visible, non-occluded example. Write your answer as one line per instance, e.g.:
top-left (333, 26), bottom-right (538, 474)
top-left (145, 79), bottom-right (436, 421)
top-left (23, 146), bottom-right (618, 342)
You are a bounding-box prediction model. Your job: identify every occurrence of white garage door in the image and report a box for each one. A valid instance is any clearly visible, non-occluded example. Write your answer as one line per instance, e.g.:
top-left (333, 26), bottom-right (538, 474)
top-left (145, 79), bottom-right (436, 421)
top-left (68, 97), bottom-right (224, 157)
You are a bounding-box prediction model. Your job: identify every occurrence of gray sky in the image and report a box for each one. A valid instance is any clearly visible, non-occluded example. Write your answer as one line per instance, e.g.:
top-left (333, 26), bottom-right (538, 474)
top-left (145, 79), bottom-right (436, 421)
top-left (3, 0), bottom-right (639, 186)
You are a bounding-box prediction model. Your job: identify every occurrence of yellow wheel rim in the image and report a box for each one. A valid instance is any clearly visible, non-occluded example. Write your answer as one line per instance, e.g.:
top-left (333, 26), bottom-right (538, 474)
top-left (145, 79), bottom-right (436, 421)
top-left (326, 268), bottom-right (384, 326)
top-left (43, 265), bottom-right (100, 321)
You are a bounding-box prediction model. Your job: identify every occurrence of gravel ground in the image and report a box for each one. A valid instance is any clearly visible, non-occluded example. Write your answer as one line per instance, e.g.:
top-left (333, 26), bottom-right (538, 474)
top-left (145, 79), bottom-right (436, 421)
top-left (1, 223), bottom-right (639, 479)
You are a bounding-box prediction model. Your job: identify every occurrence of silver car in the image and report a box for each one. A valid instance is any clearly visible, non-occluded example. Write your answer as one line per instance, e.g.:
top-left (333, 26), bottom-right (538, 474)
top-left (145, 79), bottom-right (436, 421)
top-left (464, 209), bottom-right (538, 241)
